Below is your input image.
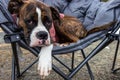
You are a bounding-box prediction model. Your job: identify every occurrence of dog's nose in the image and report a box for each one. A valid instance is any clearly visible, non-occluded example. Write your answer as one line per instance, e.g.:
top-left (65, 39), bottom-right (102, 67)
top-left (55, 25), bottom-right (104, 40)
top-left (36, 31), bottom-right (48, 40)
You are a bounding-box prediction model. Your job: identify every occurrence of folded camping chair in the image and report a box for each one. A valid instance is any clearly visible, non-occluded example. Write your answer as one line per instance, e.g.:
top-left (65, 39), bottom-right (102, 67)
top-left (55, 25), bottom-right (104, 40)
top-left (0, 1), bottom-right (120, 80)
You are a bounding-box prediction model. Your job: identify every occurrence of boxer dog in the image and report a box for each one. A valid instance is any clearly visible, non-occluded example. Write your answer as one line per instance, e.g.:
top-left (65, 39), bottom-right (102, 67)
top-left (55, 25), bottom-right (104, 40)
top-left (8, 0), bottom-right (115, 79)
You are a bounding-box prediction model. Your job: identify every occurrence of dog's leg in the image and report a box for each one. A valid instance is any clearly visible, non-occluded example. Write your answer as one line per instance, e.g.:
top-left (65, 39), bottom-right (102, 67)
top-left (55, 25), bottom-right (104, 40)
top-left (38, 44), bottom-right (53, 79)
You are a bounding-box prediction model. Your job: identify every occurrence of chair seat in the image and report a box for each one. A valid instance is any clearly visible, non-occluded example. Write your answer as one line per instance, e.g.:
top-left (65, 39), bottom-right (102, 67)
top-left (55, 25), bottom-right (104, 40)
top-left (53, 31), bottom-right (107, 54)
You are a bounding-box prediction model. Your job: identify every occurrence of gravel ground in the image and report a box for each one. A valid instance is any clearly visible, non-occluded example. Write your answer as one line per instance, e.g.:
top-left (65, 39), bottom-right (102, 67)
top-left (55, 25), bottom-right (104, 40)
top-left (0, 30), bottom-right (120, 80)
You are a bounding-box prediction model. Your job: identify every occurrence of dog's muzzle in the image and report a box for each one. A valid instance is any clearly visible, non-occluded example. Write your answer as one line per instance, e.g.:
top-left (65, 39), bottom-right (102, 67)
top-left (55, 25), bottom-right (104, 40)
top-left (30, 30), bottom-right (50, 47)
top-left (36, 31), bottom-right (48, 44)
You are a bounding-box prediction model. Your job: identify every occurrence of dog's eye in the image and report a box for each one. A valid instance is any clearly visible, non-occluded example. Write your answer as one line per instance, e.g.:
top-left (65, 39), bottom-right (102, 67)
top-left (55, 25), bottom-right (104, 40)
top-left (46, 21), bottom-right (51, 26)
top-left (43, 16), bottom-right (52, 26)
top-left (25, 19), bottom-right (33, 25)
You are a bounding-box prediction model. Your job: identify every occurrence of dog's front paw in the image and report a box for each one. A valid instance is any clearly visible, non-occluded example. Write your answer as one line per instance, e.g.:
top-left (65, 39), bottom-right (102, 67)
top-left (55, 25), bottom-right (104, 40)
top-left (38, 56), bottom-right (52, 79)
top-left (37, 45), bottom-right (53, 79)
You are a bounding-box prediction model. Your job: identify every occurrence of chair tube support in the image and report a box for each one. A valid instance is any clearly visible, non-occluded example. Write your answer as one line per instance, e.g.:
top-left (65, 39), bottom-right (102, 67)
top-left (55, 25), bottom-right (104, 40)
top-left (68, 37), bottom-right (113, 78)
top-left (81, 50), bottom-right (94, 80)
top-left (111, 37), bottom-right (120, 73)
top-left (11, 54), bottom-right (16, 80)
top-left (11, 43), bottom-right (21, 78)
top-left (71, 52), bottom-right (75, 70)
top-left (52, 64), bottom-right (71, 80)
top-left (53, 55), bottom-right (72, 71)
top-left (19, 58), bottom-right (38, 77)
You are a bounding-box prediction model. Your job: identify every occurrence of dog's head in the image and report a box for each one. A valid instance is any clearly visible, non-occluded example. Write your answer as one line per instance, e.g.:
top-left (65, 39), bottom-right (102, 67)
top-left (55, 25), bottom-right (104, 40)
top-left (8, 0), bottom-right (60, 47)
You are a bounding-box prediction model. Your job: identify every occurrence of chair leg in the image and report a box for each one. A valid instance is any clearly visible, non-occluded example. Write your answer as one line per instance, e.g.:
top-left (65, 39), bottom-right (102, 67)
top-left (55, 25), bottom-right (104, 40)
top-left (20, 58), bottom-right (38, 76)
top-left (11, 42), bottom-right (39, 79)
top-left (70, 50), bottom-right (94, 80)
top-left (11, 43), bottom-right (21, 80)
top-left (11, 54), bottom-right (16, 80)
top-left (111, 38), bottom-right (120, 73)
top-left (53, 55), bottom-right (72, 71)
top-left (81, 50), bottom-right (94, 80)
top-left (52, 64), bottom-right (71, 80)
top-left (68, 37), bottom-right (113, 78)
top-left (71, 52), bottom-right (75, 70)
top-left (53, 38), bottom-right (113, 79)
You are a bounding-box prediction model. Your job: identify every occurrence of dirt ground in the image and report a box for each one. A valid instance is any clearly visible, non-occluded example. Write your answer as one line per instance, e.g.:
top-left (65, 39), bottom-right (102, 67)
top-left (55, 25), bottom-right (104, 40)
top-left (0, 30), bottom-right (120, 80)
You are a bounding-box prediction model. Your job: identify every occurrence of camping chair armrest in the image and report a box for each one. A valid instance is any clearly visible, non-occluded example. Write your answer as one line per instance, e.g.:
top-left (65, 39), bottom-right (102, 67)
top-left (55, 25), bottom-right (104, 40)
top-left (106, 33), bottom-right (120, 40)
top-left (4, 32), bottom-right (24, 43)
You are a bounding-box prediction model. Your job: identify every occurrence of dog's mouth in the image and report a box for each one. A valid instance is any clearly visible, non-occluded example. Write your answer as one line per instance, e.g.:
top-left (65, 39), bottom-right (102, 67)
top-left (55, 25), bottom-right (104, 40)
top-left (30, 38), bottom-right (50, 47)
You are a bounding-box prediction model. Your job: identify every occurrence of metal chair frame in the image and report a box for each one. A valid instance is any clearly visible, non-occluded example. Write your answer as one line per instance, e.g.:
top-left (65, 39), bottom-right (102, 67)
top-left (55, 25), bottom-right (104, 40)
top-left (111, 31), bottom-right (120, 73)
top-left (0, 1), bottom-right (120, 79)
top-left (2, 21), bottom-right (119, 80)
top-left (5, 36), bottom-right (94, 80)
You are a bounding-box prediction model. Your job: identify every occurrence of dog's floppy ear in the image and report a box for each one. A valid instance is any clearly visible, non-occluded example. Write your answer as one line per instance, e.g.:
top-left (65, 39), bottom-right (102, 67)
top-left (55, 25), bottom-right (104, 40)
top-left (8, 0), bottom-right (24, 16)
top-left (50, 7), bottom-right (61, 26)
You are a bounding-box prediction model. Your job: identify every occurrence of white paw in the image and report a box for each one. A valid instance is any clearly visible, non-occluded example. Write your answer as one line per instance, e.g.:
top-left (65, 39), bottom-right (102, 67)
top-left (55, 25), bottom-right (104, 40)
top-left (37, 44), bottom-right (53, 79)
top-left (38, 56), bottom-right (52, 79)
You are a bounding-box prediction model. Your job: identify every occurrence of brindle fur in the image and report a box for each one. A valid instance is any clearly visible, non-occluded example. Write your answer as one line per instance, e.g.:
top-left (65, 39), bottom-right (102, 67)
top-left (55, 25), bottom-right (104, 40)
top-left (8, 0), bottom-right (116, 44)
